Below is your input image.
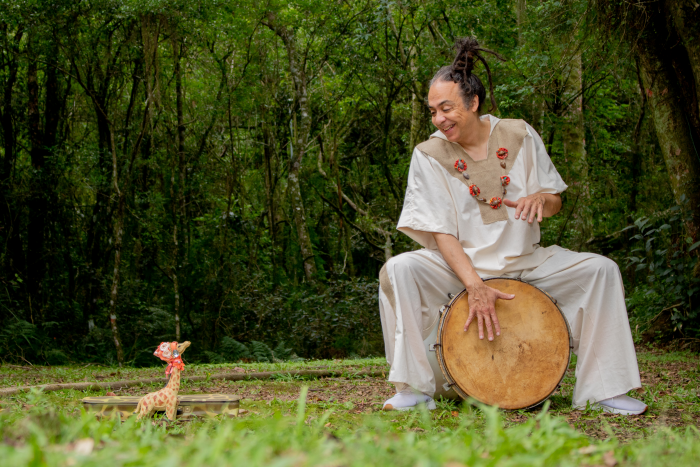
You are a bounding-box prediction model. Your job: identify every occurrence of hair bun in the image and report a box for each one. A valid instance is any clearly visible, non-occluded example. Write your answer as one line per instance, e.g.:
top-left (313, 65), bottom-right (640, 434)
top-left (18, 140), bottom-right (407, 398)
top-left (452, 37), bottom-right (481, 77)
top-left (448, 37), bottom-right (506, 112)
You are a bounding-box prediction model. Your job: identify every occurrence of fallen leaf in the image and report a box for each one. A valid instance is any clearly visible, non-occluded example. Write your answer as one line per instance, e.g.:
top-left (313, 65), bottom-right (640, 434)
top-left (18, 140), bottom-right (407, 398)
top-left (451, 411), bottom-right (459, 417)
top-left (603, 450), bottom-right (618, 467)
top-left (233, 367), bottom-right (245, 373)
top-left (578, 445), bottom-right (597, 454)
top-left (67, 438), bottom-right (94, 456)
top-left (105, 392), bottom-right (116, 397)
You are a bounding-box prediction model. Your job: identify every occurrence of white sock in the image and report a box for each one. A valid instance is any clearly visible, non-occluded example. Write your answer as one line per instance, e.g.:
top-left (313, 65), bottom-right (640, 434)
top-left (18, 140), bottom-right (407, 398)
top-left (382, 387), bottom-right (436, 411)
top-left (595, 394), bottom-right (647, 415)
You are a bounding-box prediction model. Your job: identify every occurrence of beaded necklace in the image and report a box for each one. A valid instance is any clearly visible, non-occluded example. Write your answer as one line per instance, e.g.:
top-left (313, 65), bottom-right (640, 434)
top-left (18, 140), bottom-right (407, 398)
top-left (453, 144), bottom-right (510, 209)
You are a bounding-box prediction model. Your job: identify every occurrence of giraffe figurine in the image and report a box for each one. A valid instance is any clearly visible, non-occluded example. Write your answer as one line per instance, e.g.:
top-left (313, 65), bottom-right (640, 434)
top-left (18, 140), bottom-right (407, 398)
top-left (135, 341), bottom-right (191, 421)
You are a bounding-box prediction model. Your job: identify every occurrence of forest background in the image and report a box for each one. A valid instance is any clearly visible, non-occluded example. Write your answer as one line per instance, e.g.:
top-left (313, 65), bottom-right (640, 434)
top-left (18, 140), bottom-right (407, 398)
top-left (0, 0), bottom-right (699, 367)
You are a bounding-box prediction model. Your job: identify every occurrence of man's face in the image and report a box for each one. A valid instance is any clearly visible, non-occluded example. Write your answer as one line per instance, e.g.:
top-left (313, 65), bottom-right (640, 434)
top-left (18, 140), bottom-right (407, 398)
top-left (428, 80), bottom-right (479, 143)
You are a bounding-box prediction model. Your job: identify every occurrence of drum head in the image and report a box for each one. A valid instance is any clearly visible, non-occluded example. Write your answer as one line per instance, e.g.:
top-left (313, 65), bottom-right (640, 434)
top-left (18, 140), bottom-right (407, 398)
top-left (438, 278), bottom-right (570, 410)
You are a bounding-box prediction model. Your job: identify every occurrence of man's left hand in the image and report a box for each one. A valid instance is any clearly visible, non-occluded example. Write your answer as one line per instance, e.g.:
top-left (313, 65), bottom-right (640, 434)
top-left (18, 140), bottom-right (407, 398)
top-left (503, 193), bottom-right (558, 223)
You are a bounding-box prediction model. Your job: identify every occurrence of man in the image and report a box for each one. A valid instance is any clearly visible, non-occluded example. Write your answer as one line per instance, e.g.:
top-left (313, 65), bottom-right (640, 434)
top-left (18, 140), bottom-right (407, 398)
top-left (379, 38), bottom-right (646, 415)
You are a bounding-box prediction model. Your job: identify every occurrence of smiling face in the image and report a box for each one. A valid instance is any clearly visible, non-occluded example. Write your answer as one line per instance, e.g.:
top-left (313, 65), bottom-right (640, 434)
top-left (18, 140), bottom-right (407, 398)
top-left (428, 80), bottom-right (480, 144)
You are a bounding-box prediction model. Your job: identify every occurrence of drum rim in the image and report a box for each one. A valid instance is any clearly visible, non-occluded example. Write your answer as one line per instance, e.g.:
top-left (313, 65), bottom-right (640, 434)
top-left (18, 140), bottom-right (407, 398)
top-left (435, 277), bottom-right (573, 410)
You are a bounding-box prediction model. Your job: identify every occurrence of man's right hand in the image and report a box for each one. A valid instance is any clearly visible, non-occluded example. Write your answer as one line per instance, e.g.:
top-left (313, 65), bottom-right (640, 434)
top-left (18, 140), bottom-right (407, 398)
top-left (464, 281), bottom-right (514, 341)
top-left (431, 232), bottom-right (515, 341)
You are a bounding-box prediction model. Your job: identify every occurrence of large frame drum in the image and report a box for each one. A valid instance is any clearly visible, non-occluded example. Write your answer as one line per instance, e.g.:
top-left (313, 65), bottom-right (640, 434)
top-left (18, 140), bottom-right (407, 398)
top-left (425, 278), bottom-right (572, 409)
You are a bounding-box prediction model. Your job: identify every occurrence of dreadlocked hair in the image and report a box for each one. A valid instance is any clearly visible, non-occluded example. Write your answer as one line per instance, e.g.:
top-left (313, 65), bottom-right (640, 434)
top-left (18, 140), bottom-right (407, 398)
top-left (430, 37), bottom-right (505, 113)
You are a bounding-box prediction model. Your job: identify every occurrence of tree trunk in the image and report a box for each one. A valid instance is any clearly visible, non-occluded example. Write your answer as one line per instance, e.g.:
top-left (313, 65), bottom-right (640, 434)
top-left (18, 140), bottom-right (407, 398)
top-left (668, 0), bottom-right (700, 102)
top-left (25, 37), bottom-right (62, 320)
top-left (561, 53), bottom-right (589, 242)
top-left (516, 0), bottom-right (527, 45)
top-left (408, 47), bottom-right (426, 150)
top-left (26, 36), bottom-right (47, 315)
top-left (263, 124), bottom-right (279, 285)
top-left (108, 194), bottom-right (125, 366)
top-left (0, 26), bottom-right (25, 281)
top-left (409, 91), bottom-right (424, 150)
top-left (629, 58), bottom-right (647, 213)
top-left (172, 38), bottom-right (185, 341)
top-left (266, 16), bottom-right (317, 281)
top-left (636, 4), bottom-right (700, 236)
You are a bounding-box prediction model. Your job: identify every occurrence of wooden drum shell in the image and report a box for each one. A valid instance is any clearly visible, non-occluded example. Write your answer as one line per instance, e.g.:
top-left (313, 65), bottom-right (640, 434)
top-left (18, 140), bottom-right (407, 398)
top-left (435, 278), bottom-right (572, 410)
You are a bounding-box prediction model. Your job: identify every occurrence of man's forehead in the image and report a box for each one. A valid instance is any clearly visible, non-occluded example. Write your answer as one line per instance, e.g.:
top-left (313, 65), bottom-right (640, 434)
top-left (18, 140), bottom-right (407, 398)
top-left (428, 81), bottom-right (460, 107)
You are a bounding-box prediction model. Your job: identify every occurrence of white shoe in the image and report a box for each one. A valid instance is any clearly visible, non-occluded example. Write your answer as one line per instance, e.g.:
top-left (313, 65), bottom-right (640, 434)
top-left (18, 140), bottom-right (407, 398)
top-left (592, 395), bottom-right (648, 415)
top-left (382, 387), bottom-right (436, 411)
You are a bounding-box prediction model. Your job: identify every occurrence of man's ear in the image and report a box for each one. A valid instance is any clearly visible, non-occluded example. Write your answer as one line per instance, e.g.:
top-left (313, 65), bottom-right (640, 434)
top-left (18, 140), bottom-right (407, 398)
top-left (470, 95), bottom-right (480, 113)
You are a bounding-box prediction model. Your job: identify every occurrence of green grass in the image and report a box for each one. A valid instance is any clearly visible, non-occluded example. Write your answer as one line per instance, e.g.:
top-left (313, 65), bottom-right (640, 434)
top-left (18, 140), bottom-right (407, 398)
top-left (1, 347), bottom-right (699, 466)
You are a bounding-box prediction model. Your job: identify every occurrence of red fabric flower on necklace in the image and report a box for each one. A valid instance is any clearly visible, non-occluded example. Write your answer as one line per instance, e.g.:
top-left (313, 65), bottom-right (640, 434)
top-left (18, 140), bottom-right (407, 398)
top-left (489, 197), bottom-right (502, 209)
top-left (501, 175), bottom-right (510, 186)
top-left (496, 148), bottom-right (508, 159)
top-left (469, 184), bottom-right (480, 197)
top-left (454, 159), bottom-right (467, 172)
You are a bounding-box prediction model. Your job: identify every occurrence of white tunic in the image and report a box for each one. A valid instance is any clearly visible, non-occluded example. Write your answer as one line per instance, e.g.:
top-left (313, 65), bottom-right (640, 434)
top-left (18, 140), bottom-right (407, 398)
top-left (397, 115), bottom-right (568, 273)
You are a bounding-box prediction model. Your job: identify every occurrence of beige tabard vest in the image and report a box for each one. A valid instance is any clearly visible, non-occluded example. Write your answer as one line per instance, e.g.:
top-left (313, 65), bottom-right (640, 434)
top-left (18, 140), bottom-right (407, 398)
top-left (416, 119), bottom-right (529, 225)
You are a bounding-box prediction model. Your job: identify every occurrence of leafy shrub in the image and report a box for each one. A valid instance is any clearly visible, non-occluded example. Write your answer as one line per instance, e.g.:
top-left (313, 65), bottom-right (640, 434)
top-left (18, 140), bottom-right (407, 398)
top-left (205, 337), bottom-right (294, 363)
top-left (220, 337), bottom-right (253, 361)
top-left (0, 320), bottom-right (42, 363)
top-left (273, 341), bottom-right (293, 360)
top-left (625, 197), bottom-right (700, 337)
top-left (43, 349), bottom-right (69, 366)
top-left (251, 341), bottom-right (275, 363)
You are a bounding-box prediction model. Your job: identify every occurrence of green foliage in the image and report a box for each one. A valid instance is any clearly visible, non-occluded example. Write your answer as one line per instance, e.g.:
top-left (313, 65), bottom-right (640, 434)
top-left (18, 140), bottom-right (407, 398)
top-left (205, 337), bottom-right (296, 363)
top-left (0, 0), bottom-right (687, 363)
top-left (272, 341), bottom-right (294, 361)
top-left (250, 341), bottom-right (275, 363)
top-left (0, 320), bottom-right (41, 363)
top-left (625, 197), bottom-right (700, 337)
top-left (219, 337), bottom-right (253, 362)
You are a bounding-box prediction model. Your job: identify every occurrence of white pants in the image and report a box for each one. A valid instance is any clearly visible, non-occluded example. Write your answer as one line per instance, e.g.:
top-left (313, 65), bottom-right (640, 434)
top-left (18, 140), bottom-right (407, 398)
top-left (378, 246), bottom-right (642, 408)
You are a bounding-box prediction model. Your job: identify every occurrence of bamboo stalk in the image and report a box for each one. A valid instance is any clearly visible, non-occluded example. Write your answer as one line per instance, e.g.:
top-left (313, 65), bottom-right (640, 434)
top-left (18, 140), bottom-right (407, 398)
top-left (0, 368), bottom-right (387, 397)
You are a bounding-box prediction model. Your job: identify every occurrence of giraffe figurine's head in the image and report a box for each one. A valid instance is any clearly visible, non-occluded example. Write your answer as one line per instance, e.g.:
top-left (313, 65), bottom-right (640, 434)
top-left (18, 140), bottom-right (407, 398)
top-left (154, 341), bottom-right (191, 375)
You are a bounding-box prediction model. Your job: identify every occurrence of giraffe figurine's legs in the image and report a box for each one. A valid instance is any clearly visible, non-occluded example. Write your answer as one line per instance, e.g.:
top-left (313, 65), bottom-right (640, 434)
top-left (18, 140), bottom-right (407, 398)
top-left (166, 398), bottom-right (178, 421)
top-left (134, 399), bottom-right (143, 419)
top-left (136, 394), bottom-right (157, 420)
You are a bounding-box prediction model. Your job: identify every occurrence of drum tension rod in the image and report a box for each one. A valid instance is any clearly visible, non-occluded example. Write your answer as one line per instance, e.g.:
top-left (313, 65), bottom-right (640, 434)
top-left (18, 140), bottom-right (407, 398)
top-left (429, 343), bottom-right (441, 351)
top-left (447, 293), bottom-right (454, 299)
top-left (442, 382), bottom-right (456, 392)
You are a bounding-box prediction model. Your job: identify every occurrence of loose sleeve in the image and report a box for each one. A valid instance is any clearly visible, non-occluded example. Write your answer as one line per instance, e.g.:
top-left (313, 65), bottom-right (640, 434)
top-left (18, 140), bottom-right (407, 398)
top-left (524, 123), bottom-right (568, 195)
top-left (397, 148), bottom-right (458, 249)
